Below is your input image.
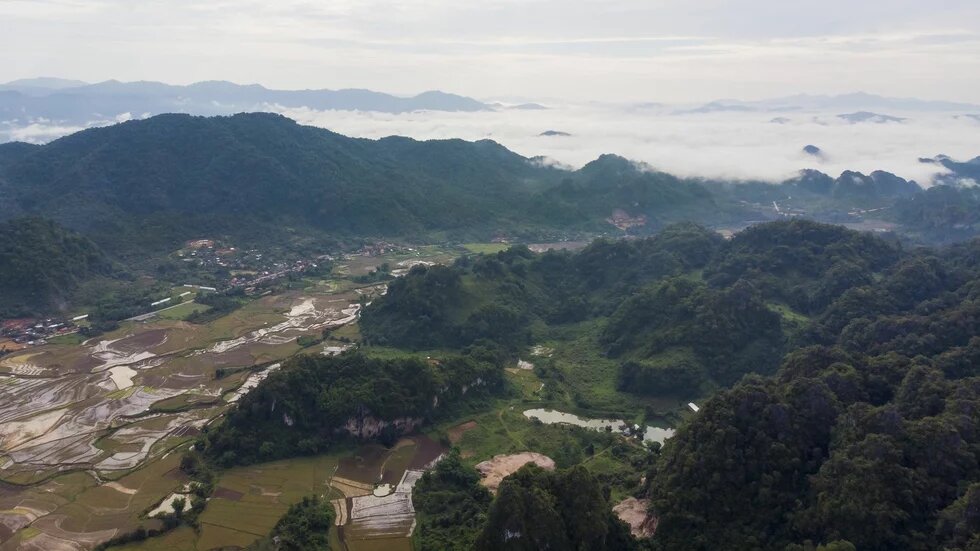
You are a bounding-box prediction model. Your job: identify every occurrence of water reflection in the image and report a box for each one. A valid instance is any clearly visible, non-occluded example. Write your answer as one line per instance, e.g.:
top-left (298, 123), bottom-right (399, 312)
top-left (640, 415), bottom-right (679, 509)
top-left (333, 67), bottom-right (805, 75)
top-left (523, 408), bottom-right (674, 444)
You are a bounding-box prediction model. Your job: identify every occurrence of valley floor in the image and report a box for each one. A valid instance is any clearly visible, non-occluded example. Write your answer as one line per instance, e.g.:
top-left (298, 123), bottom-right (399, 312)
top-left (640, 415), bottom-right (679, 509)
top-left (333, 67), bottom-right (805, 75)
top-left (0, 243), bottom-right (682, 550)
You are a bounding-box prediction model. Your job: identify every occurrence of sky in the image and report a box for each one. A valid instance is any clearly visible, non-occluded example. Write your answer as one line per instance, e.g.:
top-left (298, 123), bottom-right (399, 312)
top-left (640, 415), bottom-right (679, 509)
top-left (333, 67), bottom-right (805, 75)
top-left (3, 0), bottom-right (980, 103)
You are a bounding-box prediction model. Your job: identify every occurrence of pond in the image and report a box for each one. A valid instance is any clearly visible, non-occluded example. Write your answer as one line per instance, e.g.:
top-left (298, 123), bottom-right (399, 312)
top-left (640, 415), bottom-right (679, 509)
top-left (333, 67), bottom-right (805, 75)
top-left (523, 408), bottom-right (674, 444)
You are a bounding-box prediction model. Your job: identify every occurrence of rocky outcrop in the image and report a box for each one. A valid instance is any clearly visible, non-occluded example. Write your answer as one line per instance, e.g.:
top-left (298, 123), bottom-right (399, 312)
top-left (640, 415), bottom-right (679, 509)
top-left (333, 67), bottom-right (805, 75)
top-left (341, 415), bottom-right (423, 439)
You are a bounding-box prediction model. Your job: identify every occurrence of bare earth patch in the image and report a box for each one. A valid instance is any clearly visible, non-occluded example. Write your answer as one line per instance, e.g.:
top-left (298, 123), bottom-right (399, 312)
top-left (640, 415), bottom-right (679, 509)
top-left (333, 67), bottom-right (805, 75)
top-left (613, 497), bottom-right (658, 538)
top-left (104, 482), bottom-right (138, 496)
top-left (447, 421), bottom-right (478, 444)
top-left (475, 452), bottom-right (555, 493)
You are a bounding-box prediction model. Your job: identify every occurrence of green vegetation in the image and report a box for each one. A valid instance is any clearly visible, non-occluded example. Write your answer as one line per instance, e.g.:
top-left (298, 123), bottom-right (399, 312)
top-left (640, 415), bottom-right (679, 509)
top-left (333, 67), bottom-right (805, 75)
top-left (155, 301), bottom-right (209, 320)
top-left (704, 218), bottom-right (900, 314)
top-left (247, 495), bottom-right (335, 551)
top-left (894, 184), bottom-right (980, 244)
top-left (184, 289), bottom-right (246, 324)
top-left (604, 277), bottom-right (784, 390)
top-left (0, 217), bottom-right (113, 316)
top-left (62, 217), bottom-right (980, 551)
top-left (0, 113), bottom-right (774, 261)
top-left (474, 464), bottom-right (635, 551)
top-left (413, 448), bottom-right (493, 551)
top-left (413, 449), bottom-right (636, 551)
top-left (461, 243), bottom-right (511, 254)
top-left (2, 113), bottom-right (975, 321)
top-left (647, 236), bottom-right (980, 550)
top-left (361, 223), bottom-right (725, 351)
top-left (200, 351), bottom-right (504, 466)
top-left (362, 220), bottom-right (896, 397)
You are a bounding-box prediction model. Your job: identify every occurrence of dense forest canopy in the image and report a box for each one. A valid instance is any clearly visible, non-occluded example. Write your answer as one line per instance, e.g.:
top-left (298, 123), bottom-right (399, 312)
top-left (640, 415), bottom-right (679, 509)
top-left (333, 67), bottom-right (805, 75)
top-left (0, 217), bottom-right (113, 316)
top-left (647, 236), bottom-right (980, 550)
top-left (413, 449), bottom-right (635, 551)
top-left (473, 464), bottom-right (636, 551)
top-left (362, 219), bottom-right (909, 396)
top-left (200, 351), bottom-right (504, 466)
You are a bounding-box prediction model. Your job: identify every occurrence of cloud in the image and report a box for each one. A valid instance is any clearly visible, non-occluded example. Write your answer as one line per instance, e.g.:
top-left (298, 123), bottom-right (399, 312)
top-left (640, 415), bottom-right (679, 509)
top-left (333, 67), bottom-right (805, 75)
top-left (3, 102), bottom-right (977, 186)
top-left (278, 103), bottom-right (980, 184)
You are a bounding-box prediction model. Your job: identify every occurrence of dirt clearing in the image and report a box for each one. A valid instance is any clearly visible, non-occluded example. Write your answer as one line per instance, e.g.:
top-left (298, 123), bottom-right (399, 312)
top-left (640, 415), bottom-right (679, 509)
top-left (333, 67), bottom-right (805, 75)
top-left (475, 452), bottom-right (555, 492)
top-left (613, 497), bottom-right (657, 538)
top-left (447, 421), bottom-right (478, 445)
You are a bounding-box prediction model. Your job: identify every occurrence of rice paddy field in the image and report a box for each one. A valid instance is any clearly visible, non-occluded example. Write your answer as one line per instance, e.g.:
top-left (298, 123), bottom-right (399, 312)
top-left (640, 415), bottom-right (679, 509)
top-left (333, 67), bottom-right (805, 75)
top-left (0, 279), bottom-right (389, 549)
top-left (0, 245), bottom-right (463, 550)
top-left (114, 436), bottom-right (444, 551)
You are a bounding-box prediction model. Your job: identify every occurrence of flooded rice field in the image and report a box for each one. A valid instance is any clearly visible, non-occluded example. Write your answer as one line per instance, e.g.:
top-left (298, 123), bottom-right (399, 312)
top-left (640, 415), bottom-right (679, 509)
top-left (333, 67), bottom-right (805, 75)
top-left (0, 284), bottom-right (382, 550)
top-left (330, 437), bottom-right (446, 551)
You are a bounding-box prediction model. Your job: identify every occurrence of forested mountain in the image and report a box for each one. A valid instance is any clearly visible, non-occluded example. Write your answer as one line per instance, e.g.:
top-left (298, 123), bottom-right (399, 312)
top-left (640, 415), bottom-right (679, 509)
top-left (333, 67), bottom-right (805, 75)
top-left (413, 449), bottom-right (635, 551)
top-left (921, 154), bottom-right (980, 186)
top-left (200, 352), bottom-right (504, 466)
top-left (0, 141), bottom-right (40, 167)
top-left (1, 112), bottom-right (974, 269)
top-left (0, 113), bottom-right (975, 320)
top-left (708, 167), bottom-right (922, 212)
top-left (0, 113), bottom-right (740, 256)
top-left (647, 237), bottom-right (980, 550)
top-left (361, 220), bottom-right (905, 396)
top-left (894, 184), bottom-right (980, 243)
top-left (0, 113), bottom-right (552, 252)
top-left (0, 217), bottom-right (113, 316)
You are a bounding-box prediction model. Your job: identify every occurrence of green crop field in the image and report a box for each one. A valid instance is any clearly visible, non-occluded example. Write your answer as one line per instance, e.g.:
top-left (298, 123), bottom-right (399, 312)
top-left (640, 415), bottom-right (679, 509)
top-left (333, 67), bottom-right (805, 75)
top-left (156, 301), bottom-right (210, 320)
top-left (461, 242), bottom-right (511, 254)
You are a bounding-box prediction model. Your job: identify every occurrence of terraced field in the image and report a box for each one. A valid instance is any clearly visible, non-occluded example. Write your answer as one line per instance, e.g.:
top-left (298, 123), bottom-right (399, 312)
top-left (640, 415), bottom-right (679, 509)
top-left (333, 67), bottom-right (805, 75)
top-left (116, 436), bottom-right (445, 551)
top-left (0, 282), bottom-right (385, 550)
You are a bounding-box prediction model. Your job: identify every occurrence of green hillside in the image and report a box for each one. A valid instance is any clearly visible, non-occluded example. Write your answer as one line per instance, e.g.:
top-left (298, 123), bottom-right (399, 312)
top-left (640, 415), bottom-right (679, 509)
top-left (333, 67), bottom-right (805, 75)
top-left (0, 217), bottom-right (113, 316)
top-left (0, 113), bottom-right (727, 256)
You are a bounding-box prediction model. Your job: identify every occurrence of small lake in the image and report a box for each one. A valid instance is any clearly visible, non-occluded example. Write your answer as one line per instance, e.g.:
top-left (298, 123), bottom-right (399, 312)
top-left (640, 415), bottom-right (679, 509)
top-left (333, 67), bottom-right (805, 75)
top-left (523, 408), bottom-right (674, 444)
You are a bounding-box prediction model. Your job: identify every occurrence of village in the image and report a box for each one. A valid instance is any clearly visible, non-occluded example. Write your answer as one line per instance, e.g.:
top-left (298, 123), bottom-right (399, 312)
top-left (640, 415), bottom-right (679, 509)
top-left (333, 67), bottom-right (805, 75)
top-left (0, 316), bottom-right (84, 353)
top-left (0, 239), bottom-right (435, 356)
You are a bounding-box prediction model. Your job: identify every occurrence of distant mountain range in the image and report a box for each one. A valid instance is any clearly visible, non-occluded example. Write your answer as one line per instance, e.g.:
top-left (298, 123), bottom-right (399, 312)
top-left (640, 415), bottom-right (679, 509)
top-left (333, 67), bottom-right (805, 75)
top-left (672, 92), bottom-right (980, 115)
top-left (837, 111), bottom-right (906, 124)
top-left (0, 78), bottom-right (491, 129)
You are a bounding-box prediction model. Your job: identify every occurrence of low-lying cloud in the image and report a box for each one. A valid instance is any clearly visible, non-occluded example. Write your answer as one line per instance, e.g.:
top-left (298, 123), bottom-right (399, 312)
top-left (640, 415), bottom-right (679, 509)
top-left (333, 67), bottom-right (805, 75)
top-left (280, 103), bottom-right (980, 185)
top-left (3, 104), bottom-right (978, 185)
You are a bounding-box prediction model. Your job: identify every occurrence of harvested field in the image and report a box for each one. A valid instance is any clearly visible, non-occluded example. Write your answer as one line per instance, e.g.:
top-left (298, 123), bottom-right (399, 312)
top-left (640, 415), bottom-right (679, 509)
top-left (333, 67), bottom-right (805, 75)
top-left (330, 477), bottom-right (374, 498)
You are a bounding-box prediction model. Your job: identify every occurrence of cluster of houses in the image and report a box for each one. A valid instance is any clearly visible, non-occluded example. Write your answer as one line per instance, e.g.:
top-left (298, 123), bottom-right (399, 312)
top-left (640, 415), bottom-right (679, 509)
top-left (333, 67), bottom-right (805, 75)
top-left (227, 258), bottom-right (325, 294)
top-left (180, 239), bottom-right (333, 293)
top-left (0, 316), bottom-right (83, 348)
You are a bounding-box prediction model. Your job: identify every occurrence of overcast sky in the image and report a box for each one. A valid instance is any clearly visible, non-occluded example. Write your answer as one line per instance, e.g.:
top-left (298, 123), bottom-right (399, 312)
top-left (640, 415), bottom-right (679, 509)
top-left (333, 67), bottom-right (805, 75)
top-left (2, 0), bottom-right (980, 102)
